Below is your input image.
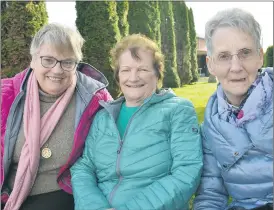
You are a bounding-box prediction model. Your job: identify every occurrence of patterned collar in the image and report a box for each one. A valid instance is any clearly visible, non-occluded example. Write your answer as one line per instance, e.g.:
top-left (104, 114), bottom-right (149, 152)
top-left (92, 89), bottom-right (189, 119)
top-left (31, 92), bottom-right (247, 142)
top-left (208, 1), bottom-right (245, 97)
top-left (216, 71), bottom-right (270, 126)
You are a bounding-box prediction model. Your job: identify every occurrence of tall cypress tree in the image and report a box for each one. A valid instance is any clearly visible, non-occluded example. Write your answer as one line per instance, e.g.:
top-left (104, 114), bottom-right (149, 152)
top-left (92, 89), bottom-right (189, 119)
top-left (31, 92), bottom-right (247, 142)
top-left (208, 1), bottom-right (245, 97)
top-left (159, 1), bottom-right (180, 88)
top-left (76, 1), bottom-right (121, 97)
top-left (116, 0), bottom-right (129, 37)
top-left (1, 1), bottom-right (48, 77)
top-left (128, 1), bottom-right (160, 45)
top-left (264, 45), bottom-right (273, 67)
top-left (175, 1), bottom-right (192, 85)
top-left (173, 1), bottom-right (188, 85)
top-left (188, 8), bottom-right (199, 82)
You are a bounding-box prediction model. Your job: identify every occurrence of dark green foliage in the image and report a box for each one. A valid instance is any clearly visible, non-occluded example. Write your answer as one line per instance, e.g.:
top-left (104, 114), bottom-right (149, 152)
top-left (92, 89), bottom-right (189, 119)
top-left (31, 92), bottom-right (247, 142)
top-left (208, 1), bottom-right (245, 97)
top-left (264, 45), bottom-right (273, 67)
top-left (1, 1), bottom-right (48, 78)
top-left (76, 1), bottom-right (121, 97)
top-left (208, 74), bottom-right (217, 83)
top-left (172, 1), bottom-right (191, 85)
top-left (128, 1), bottom-right (161, 45)
top-left (159, 1), bottom-right (180, 88)
top-left (188, 8), bottom-right (199, 83)
top-left (116, 0), bottom-right (129, 37)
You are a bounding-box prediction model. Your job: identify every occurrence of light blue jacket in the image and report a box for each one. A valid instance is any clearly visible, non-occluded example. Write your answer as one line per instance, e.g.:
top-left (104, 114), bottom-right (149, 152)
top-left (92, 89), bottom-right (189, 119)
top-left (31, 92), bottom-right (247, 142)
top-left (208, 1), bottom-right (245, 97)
top-left (194, 68), bottom-right (273, 209)
top-left (71, 89), bottom-right (203, 210)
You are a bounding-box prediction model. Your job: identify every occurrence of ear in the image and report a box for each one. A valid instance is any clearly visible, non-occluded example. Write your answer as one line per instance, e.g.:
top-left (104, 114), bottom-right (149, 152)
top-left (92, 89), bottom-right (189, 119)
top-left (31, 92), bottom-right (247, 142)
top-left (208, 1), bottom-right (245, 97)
top-left (30, 57), bottom-right (35, 69)
top-left (258, 48), bottom-right (264, 68)
top-left (206, 55), bottom-right (216, 76)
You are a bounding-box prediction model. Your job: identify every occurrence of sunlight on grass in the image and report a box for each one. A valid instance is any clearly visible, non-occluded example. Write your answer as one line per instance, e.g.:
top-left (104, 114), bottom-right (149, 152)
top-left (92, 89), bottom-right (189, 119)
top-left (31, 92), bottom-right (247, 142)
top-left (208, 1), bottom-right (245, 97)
top-left (173, 81), bottom-right (217, 123)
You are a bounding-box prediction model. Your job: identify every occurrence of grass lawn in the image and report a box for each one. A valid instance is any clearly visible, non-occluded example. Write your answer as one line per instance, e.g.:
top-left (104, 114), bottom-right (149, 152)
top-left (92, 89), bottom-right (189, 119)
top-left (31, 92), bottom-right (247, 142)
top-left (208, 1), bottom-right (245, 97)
top-left (172, 79), bottom-right (217, 209)
top-left (173, 80), bottom-right (217, 123)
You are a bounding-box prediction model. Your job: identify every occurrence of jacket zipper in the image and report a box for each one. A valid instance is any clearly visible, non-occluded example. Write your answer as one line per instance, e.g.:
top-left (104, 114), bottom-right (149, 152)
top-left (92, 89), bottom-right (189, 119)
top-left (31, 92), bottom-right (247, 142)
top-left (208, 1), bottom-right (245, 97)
top-left (108, 100), bottom-right (151, 204)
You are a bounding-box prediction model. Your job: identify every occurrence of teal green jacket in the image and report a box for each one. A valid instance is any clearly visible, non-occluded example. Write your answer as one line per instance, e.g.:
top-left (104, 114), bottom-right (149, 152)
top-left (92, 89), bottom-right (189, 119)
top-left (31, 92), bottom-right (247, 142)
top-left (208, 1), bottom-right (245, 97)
top-left (71, 89), bottom-right (203, 210)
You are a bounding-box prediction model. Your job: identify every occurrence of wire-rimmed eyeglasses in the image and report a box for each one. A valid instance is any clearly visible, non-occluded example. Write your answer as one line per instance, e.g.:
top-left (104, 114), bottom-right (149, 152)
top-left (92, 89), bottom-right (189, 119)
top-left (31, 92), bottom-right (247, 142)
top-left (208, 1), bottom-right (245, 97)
top-left (212, 48), bottom-right (257, 66)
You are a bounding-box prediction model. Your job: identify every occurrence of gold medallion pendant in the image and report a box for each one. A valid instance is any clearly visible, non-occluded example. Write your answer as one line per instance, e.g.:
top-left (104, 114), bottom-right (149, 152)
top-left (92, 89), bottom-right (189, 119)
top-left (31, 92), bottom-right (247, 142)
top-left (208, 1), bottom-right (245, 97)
top-left (41, 147), bottom-right (52, 159)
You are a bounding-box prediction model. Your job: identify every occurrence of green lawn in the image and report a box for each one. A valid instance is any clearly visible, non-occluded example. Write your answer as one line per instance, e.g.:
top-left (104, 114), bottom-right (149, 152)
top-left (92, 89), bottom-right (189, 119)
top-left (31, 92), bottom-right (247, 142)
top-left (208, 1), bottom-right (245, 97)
top-left (173, 81), bottom-right (217, 123)
top-left (172, 80), bottom-right (217, 209)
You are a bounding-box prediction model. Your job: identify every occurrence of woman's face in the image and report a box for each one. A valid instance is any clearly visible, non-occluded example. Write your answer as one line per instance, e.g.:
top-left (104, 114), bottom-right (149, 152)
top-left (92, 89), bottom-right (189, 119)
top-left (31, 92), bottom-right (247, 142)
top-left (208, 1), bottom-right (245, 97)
top-left (118, 49), bottom-right (158, 107)
top-left (31, 44), bottom-right (77, 96)
top-left (207, 27), bottom-right (263, 104)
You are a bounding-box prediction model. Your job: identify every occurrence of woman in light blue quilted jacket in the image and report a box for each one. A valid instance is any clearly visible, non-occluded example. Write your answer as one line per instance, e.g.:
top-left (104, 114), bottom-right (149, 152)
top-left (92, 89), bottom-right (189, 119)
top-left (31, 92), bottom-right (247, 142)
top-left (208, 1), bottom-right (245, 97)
top-left (194, 8), bottom-right (273, 210)
top-left (70, 34), bottom-right (203, 210)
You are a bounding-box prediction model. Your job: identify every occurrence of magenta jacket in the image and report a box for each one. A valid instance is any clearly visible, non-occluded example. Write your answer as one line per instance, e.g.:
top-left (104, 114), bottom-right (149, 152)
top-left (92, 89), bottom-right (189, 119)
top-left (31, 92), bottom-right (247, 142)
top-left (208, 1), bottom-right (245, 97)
top-left (1, 63), bottom-right (112, 205)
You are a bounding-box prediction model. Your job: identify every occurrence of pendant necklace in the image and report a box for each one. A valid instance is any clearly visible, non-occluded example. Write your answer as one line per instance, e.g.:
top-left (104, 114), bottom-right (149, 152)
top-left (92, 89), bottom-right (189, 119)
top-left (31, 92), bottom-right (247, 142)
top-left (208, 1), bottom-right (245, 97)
top-left (41, 143), bottom-right (52, 159)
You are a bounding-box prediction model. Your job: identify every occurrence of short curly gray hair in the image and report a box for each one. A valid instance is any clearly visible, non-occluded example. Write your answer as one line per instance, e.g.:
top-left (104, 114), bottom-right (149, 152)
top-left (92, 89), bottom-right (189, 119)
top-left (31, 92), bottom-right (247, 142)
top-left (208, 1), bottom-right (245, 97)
top-left (30, 23), bottom-right (84, 61)
top-left (205, 8), bottom-right (261, 56)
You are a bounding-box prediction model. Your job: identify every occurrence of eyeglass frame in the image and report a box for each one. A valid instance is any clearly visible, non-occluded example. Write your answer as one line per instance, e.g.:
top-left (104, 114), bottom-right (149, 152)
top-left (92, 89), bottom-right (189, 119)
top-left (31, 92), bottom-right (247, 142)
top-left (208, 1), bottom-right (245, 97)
top-left (211, 48), bottom-right (260, 66)
top-left (40, 56), bottom-right (79, 72)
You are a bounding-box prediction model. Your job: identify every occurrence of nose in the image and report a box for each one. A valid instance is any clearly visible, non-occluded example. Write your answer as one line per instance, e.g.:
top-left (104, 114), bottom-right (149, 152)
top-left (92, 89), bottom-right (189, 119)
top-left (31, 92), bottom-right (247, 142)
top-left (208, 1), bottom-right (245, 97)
top-left (230, 54), bottom-right (242, 72)
top-left (51, 62), bottom-right (63, 74)
top-left (128, 69), bottom-right (139, 81)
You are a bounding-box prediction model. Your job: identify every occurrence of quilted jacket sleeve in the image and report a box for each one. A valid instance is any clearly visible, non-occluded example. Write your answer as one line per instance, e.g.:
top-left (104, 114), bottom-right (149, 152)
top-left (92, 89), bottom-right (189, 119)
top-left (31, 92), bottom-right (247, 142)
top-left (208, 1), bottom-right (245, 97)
top-left (1, 78), bottom-right (15, 186)
top-left (193, 125), bottom-right (229, 210)
top-left (70, 112), bottom-right (111, 210)
top-left (116, 99), bottom-right (203, 210)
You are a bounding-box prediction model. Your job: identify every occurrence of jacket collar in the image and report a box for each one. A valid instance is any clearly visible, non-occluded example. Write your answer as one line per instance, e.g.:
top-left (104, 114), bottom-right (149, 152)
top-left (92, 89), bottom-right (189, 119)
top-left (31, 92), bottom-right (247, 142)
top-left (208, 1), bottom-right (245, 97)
top-left (99, 88), bottom-right (176, 120)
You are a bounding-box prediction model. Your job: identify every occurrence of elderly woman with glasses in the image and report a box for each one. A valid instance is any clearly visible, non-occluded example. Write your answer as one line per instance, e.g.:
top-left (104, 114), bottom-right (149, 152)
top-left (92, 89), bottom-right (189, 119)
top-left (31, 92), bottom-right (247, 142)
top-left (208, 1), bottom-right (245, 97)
top-left (194, 8), bottom-right (273, 210)
top-left (70, 34), bottom-right (203, 210)
top-left (1, 23), bottom-right (112, 210)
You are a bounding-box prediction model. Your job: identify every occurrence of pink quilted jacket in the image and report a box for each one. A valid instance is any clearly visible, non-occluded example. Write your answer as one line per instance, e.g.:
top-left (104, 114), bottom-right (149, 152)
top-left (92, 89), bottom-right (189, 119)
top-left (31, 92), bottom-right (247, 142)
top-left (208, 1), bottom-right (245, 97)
top-left (1, 66), bottom-right (112, 205)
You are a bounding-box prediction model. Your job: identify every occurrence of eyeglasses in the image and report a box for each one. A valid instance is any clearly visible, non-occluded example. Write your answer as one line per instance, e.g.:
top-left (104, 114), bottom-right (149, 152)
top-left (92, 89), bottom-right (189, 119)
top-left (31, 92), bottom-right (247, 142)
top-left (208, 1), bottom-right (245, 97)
top-left (40, 56), bottom-right (78, 71)
top-left (212, 48), bottom-right (257, 66)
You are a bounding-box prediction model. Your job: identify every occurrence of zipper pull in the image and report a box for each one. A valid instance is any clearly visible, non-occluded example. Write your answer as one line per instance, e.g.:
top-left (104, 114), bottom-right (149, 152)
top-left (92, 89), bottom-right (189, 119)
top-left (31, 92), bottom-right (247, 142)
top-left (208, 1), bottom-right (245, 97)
top-left (117, 141), bottom-right (123, 154)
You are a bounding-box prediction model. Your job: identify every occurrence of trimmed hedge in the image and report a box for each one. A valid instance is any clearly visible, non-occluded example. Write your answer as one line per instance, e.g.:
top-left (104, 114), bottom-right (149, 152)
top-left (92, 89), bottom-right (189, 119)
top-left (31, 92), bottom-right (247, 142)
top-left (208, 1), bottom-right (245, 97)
top-left (159, 1), bottom-right (180, 88)
top-left (76, 1), bottom-right (121, 97)
top-left (188, 8), bottom-right (199, 83)
top-left (1, 1), bottom-right (48, 78)
top-left (116, 0), bottom-right (129, 38)
top-left (264, 45), bottom-right (273, 68)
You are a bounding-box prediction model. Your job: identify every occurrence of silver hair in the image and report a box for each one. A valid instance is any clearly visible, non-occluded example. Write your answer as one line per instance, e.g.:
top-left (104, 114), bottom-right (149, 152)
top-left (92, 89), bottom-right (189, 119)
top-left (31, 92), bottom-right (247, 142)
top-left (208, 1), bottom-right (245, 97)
top-left (30, 23), bottom-right (84, 61)
top-left (205, 8), bottom-right (261, 56)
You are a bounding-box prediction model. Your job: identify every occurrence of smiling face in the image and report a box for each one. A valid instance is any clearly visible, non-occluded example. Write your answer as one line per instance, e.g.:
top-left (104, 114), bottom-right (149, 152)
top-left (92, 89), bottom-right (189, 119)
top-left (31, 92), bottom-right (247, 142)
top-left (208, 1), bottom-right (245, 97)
top-left (207, 27), bottom-right (263, 105)
top-left (30, 44), bottom-right (77, 96)
top-left (118, 49), bottom-right (158, 107)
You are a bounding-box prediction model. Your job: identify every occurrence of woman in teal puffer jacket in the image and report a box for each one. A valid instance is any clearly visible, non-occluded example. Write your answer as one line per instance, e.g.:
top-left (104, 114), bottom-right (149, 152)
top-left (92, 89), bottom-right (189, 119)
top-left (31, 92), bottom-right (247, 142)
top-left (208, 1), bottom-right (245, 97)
top-left (70, 34), bottom-right (203, 210)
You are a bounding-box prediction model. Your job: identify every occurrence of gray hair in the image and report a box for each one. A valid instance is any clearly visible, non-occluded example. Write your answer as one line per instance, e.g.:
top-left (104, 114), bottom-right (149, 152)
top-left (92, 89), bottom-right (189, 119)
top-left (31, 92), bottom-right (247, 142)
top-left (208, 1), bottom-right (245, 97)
top-left (30, 23), bottom-right (84, 61)
top-left (205, 8), bottom-right (261, 56)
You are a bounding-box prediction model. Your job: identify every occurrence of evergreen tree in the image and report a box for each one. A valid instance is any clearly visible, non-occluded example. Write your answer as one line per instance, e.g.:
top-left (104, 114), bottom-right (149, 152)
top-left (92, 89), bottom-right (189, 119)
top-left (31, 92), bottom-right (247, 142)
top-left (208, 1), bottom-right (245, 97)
top-left (1, 1), bottom-right (48, 77)
top-left (188, 8), bottom-right (199, 82)
top-left (128, 1), bottom-right (161, 45)
top-left (173, 1), bottom-right (192, 85)
top-left (116, 0), bottom-right (129, 37)
top-left (264, 45), bottom-right (273, 67)
top-left (159, 1), bottom-right (180, 88)
top-left (76, 1), bottom-right (121, 97)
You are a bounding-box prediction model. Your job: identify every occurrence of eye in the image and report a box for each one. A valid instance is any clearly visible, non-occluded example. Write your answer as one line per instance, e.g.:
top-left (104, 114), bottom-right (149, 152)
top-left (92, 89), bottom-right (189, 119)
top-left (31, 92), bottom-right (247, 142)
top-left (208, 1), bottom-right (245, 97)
top-left (120, 69), bottom-right (129, 72)
top-left (218, 53), bottom-right (230, 61)
top-left (139, 68), bottom-right (148, 72)
top-left (239, 49), bottom-right (252, 58)
top-left (43, 57), bottom-right (55, 64)
top-left (62, 60), bottom-right (75, 67)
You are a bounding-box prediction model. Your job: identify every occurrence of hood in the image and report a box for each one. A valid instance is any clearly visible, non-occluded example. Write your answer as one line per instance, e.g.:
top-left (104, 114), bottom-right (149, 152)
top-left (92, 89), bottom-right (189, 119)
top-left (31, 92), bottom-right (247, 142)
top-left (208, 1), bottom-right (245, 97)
top-left (99, 88), bottom-right (176, 120)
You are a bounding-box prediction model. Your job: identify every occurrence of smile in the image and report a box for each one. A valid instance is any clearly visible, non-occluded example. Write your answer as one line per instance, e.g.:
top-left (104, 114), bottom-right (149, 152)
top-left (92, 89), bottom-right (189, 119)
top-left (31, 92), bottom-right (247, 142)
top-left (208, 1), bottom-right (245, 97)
top-left (47, 76), bottom-right (63, 81)
top-left (126, 84), bottom-right (144, 88)
top-left (230, 78), bottom-right (246, 82)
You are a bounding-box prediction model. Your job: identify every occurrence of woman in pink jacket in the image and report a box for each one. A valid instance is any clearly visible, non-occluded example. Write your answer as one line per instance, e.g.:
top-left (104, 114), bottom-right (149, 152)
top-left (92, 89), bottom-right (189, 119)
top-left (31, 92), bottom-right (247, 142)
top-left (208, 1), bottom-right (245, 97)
top-left (1, 23), bottom-right (112, 210)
